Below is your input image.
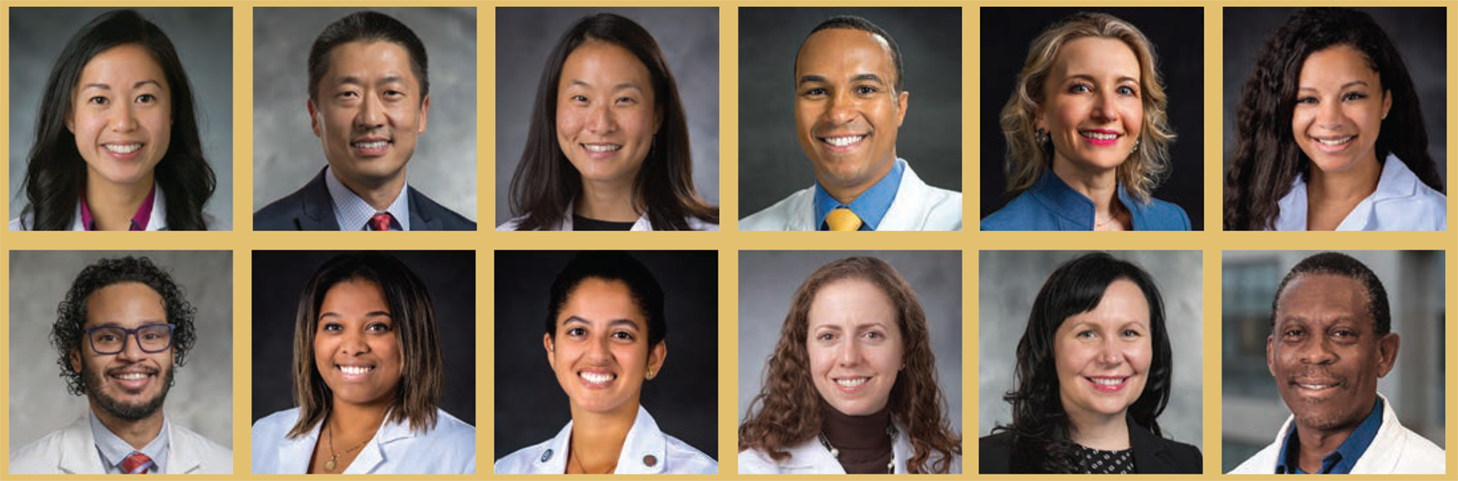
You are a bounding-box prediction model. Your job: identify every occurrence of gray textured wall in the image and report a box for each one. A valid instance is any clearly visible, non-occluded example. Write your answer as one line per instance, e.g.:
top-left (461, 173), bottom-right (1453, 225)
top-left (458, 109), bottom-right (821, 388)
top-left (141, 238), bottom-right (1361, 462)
top-left (737, 8), bottom-right (962, 218)
top-left (738, 251), bottom-right (963, 435)
top-left (253, 7), bottom-right (477, 221)
top-left (8, 8), bottom-right (233, 226)
top-left (9, 250), bottom-right (233, 449)
top-left (494, 7), bottom-right (719, 226)
top-left (978, 250), bottom-right (1203, 450)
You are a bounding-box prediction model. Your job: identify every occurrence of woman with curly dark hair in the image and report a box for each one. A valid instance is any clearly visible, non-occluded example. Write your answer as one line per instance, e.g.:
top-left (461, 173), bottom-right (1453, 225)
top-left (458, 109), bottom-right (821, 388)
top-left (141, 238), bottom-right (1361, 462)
top-left (980, 253), bottom-right (1198, 474)
top-left (739, 256), bottom-right (960, 474)
top-left (1224, 8), bottom-right (1444, 231)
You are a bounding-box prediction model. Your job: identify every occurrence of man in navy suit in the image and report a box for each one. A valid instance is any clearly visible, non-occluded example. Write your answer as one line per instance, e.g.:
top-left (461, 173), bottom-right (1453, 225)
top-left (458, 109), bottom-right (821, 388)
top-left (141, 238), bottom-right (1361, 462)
top-left (254, 11), bottom-right (474, 231)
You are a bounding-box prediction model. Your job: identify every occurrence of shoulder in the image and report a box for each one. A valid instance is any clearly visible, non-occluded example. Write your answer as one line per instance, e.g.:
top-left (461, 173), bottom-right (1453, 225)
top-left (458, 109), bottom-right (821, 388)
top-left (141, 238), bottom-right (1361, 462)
top-left (253, 182), bottom-right (316, 230)
top-left (171, 422), bottom-right (233, 462)
top-left (409, 188), bottom-right (477, 231)
top-left (9, 426), bottom-right (71, 473)
top-left (1228, 440), bottom-right (1280, 474)
top-left (494, 437), bottom-right (555, 474)
top-left (736, 447), bottom-right (782, 474)
top-left (424, 409), bottom-right (477, 447)
top-left (496, 215), bottom-right (529, 231)
top-left (251, 408), bottom-right (302, 440)
top-left (1135, 197), bottom-right (1191, 230)
top-left (662, 433), bottom-right (718, 474)
top-left (1392, 422), bottom-right (1446, 473)
top-left (685, 216), bottom-right (719, 231)
top-left (977, 432), bottom-right (1014, 474)
top-left (1152, 436), bottom-right (1203, 473)
top-left (8, 215), bottom-right (28, 231)
top-left (980, 191), bottom-right (1050, 231)
top-left (740, 187), bottom-right (815, 231)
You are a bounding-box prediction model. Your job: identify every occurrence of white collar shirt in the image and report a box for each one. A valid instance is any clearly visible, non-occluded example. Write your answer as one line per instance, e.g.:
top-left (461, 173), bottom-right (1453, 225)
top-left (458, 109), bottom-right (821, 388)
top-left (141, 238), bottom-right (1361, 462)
top-left (324, 165), bottom-right (411, 231)
top-left (1274, 154), bottom-right (1447, 231)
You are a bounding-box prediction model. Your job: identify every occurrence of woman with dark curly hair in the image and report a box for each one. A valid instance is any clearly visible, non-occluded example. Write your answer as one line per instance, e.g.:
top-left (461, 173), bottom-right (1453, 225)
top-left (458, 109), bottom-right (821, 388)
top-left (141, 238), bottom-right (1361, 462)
top-left (980, 252), bottom-right (1199, 474)
top-left (739, 257), bottom-right (961, 474)
top-left (1224, 8), bottom-right (1445, 231)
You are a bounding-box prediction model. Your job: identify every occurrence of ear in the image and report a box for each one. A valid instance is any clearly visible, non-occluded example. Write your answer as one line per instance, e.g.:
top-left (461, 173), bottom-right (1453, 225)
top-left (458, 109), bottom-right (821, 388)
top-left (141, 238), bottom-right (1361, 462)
top-left (1375, 332), bottom-right (1400, 378)
top-left (307, 98), bottom-right (323, 139)
top-left (417, 94), bottom-right (430, 134)
top-left (1381, 89), bottom-right (1392, 121)
top-left (66, 108), bottom-right (76, 134)
top-left (1265, 334), bottom-right (1276, 378)
top-left (69, 348), bottom-right (82, 374)
top-left (894, 90), bottom-right (909, 128)
top-left (647, 340), bottom-right (667, 379)
top-left (543, 333), bottom-right (556, 371)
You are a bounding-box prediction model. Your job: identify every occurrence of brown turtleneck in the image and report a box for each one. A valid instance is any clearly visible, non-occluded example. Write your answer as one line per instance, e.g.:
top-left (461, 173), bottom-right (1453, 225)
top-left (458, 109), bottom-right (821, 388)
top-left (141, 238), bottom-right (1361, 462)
top-left (821, 401), bottom-right (894, 474)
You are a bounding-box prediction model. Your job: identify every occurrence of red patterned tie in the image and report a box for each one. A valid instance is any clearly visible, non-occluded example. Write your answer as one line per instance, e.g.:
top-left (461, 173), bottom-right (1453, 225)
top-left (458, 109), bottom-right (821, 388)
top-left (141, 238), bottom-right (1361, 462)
top-left (368, 212), bottom-right (393, 231)
top-left (122, 451), bottom-right (153, 474)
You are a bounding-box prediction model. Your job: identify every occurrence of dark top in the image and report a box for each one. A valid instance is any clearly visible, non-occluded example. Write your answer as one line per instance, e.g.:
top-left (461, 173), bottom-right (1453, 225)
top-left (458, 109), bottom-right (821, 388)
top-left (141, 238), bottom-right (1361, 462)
top-left (979, 415), bottom-right (1202, 474)
top-left (1275, 397), bottom-right (1384, 474)
top-left (254, 168), bottom-right (476, 231)
top-left (1074, 445), bottom-right (1134, 474)
top-left (571, 215), bottom-right (635, 231)
top-left (821, 404), bottom-right (893, 474)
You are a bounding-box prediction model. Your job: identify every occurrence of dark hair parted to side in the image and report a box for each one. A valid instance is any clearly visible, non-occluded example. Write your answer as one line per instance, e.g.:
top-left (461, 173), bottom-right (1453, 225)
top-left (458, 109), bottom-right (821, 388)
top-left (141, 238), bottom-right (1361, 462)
top-left (288, 253), bottom-right (443, 437)
top-left (1225, 7), bottom-right (1442, 230)
top-left (51, 256), bottom-right (198, 396)
top-left (307, 10), bottom-right (429, 103)
top-left (799, 15), bottom-right (905, 93)
top-left (507, 13), bottom-right (718, 231)
top-left (740, 257), bottom-right (961, 474)
top-left (1272, 252), bottom-right (1390, 335)
top-left (20, 9), bottom-right (216, 230)
top-left (544, 251), bottom-right (667, 348)
top-left (993, 253), bottom-right (1173, 473)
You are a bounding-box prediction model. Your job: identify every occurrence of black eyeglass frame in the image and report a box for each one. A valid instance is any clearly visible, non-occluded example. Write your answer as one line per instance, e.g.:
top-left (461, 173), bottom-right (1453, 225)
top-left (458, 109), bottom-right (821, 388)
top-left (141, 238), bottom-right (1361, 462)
top-left (84, 323), bottom-right (177, 355)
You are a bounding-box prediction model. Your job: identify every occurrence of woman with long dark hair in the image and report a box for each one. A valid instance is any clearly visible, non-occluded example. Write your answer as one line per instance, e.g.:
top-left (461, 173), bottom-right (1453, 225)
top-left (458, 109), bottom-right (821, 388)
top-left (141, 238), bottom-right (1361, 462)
top-left (498, 13), bottom-right (718, 231)
top-left (11, 10), bottom-right (218, 231)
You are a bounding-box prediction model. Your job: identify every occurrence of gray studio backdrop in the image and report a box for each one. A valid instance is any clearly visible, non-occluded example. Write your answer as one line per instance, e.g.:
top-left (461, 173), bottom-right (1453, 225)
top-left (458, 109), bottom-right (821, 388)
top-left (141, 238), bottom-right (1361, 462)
top-left (737, 8), bottom-right (962, 218)
top-left (8, 8), bottom-right (234, 227)
top-left (253, 7), bottom-right (477, 221)
top-left (9, 250), bottom-right (233, 449)
top-left (494, 8), bottom-right (720, 226)
top-left (1222, 7), bottom-right (1447, 181)
top-left (738, 251), bottom-right (963, 434)
top-left (977, 250), bottom-right (1203, 451)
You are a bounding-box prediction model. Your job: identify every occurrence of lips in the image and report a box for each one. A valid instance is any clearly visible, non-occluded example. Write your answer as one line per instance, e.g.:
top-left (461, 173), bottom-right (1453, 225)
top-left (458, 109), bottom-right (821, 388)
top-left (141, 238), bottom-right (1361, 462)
top-left (351, 137), bottom-right (391, 156)
top-left (102, 142), bottom-right (146, 161)
top-left (819, 134), bottom-right (867, 152)
top-left (831, 376), bottom-right (872, 394)
top-left (578, 369), bottom-right (617, 389)
top-left (1310, 134), bottom-right (1355, 153)
top-left (1085, 375), bottom-right (1130, 392)
top-left (1079, 129), bottom-right (1122, 146)
top-left (107, 366), bottom-right (158, 391)
top-left (335, 363), bottom-right (376, 381)
top-left (1291, 377), bottom-right (1345, 393)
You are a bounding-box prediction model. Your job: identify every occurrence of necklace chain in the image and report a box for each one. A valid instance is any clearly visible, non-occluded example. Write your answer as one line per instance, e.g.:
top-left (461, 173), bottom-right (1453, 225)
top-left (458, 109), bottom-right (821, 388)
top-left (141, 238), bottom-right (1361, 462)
top-left (569, 446), bottom-right (616, 475)
top-left (817, 424), bottom-right (899, 474)
top-left (323, 419), bottom-right (371, 473)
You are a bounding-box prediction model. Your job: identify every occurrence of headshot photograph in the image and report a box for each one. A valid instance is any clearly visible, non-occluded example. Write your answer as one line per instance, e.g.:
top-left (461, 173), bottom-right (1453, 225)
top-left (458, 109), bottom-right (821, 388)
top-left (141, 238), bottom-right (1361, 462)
top-left (9, 251), bottom-right (232, 474)
top-left (7, 8), bottom-right (232, 231)
top-left (978, 250), bottom-right (1202, 474)
top-left (496, 8), bottom-right (720, 231)
top-left (250, 251), bottom-right (476, 474)
top-left (979, 8), bottom-right (1203, 231)
top-left (738, 8), bottom-right (963, 231)
top-left (738, 251), bottom-right (963, 473)
top-left (494, 251), bottom-right (718, 474)
top-left (252, 7), bottom-right (477, 231)
top-left (1222, 250), bottom-right (1445, 473)
top-left (1223, 8), bottom-right (1447, 231)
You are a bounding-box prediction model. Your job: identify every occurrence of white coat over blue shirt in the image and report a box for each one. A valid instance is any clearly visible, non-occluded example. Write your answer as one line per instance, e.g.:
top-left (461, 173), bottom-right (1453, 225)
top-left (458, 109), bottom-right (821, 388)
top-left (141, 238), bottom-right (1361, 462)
top-left (739, 159), bottom-right (962, 231)
top-left (1229, 393), bottom-right (1444, 474)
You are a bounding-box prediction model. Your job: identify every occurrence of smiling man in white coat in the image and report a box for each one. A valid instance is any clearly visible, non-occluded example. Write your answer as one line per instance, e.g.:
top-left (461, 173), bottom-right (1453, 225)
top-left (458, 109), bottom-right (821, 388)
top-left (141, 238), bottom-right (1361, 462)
top-left (739, 15), bottom-right (961, 231)
top-left (1229, 253), bottom-right (1444, 474)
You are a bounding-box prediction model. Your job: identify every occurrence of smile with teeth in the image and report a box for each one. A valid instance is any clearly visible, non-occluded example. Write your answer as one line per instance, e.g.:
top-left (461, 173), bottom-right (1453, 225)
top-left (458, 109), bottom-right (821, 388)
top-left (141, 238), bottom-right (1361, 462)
top-left (583, 143), bottom-right (622, 153)
top-left (338, 365), bottom-right (374, 376)
top-left (1315, 136), bottom-right (1354, 146)
top-left (1088, 377), bottom-right (1126, 385)
top-left (352, 140), bottom-right (389, 149)
top-left (114, 372), bottom-right (151, 380)
top-left (580, 372), bottom-right (616, 384)
top-left (1080, 131), bottom-right (1120, 140)
top-left (822, 135), bottom-right (865, 147)
top-left (104, 143), bottom-right (142, 154)
top-left (834, 377), bottom-right (869, 387)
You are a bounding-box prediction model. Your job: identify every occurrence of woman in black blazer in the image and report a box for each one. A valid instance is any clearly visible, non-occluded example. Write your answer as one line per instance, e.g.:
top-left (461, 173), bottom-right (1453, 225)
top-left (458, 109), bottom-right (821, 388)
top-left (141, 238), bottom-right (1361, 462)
top-left (979, 253), bottom-right (1200, 474)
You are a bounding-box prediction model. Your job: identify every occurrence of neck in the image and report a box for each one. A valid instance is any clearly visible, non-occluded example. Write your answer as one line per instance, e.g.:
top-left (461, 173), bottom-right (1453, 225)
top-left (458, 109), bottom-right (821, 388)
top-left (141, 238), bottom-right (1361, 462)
top-left (1292, 415), bottom-right (1362, 473)
top-left (1307, 155), bottom-right (1381, 205)
top-left (1067, 411), bottom-right (1130, 451)
top-left (84, 173), bottom-right (154, 231)
top-left (332, 168), bottom-right (406, 212)
top-left (90, 403), bottom-right (164, 450)
top-left (567, 401), bottom-right (639, 474)
top-left (819, 157), bottom-right (896, 205)
top-left (328, 397), bottom-right (390, 441)
top-left (576, 180), bottom-right (641, 222)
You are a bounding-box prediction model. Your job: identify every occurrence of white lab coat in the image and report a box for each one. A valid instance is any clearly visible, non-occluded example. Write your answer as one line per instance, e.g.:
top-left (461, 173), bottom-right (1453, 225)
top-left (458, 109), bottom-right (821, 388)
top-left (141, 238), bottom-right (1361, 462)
top-left (497, 202), bottom-right (719, 231)
top-left (494, 405), bottom-right (717, 474)
top-left (9, 414), bottom-right (232, 474)
top-left (1229, 394), bottom-right (1445, 474)
top-left (739, 159), bottom-right (962, 231)
top-left (9, 186), bottom-right (225, 230)
top-left (737, 419), bottom-right (962, 474)
top-left (250, 407), bottom-right (476, 474)
top-left (1273, 154), bottom-right (1447, 231)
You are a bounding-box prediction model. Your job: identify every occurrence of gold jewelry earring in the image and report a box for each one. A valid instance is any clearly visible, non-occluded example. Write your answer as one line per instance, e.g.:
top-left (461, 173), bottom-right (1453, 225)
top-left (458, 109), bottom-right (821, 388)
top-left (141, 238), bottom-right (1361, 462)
top-left (646, 369), bottom-right (655, 379)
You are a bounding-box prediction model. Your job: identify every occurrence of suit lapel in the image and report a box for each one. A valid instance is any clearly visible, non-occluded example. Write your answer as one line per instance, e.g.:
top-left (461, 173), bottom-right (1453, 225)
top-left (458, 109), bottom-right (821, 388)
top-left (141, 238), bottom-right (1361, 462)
top-left (58, 416), bottom-right (106, 474)
top-left (167, 423), bottom-right (201, 474)
top-left (408, 188), bottom-right (441, 231)
top-left (298, 169), bottom-right (341, 230)
top-left (1127, 415), bottom-right (1173, 473)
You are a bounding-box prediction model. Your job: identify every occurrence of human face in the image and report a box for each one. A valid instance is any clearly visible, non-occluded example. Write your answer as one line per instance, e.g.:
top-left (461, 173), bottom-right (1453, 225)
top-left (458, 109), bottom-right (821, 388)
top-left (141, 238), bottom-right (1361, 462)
top-left (556, 40), bottom-right (660, 187)
top-left (1268, 274), bottom-right (1398, 435)
top-left (308, 41), bottom-right (429, 189)
top-left (67, 44), bottom-right (171, 190)
top-left (1053, 279), bottom-right (1152, 426)
top-left (1292, 45), bottom-right (1392, 174)
top-left (544, 278), bottom-right (665, 417)
top-left (806, 279), bottom-right (904, 416)
top-left (795, 28), bottom-right (908, 197)
top-left (314, 279), bottom-right (404, 408)
top-left (69, 282), bottom-right (175, 422)
top-left (1039, 37), bottom-right (1143, 174)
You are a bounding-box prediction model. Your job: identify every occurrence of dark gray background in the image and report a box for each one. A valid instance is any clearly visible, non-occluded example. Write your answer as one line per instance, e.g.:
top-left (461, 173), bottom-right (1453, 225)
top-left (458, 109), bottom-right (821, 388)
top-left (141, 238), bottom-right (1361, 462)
top-left (8, 8), bottom-right (233, 227)
top-left (737, 8), bottom-right (962, 218)
top-left (250, 250), bottom-right (476, 426)
top-left (737, 251), bottom-right (963, 436)
top-left (494, 8), bottom-right (720, 226)
top-left (980, 8), bottom-right (1204, 229)
top-left (253, 7), bottom-right (477, 221)
top-left (10, 250), bottom-right (233, 449)
top-left (1222, 7), bottom-right (1447, 185)
top-left (494, 250), bottom-right (718, 461)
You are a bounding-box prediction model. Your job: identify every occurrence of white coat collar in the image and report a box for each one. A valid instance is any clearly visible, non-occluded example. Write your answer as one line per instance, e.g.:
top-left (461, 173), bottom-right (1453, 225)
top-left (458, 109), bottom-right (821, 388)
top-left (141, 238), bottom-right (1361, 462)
top-left (275, 411), bottom-right (419, 474)
top-left (1259, 393), bottom-right (1409, 474)
top-left (1274, 154), bottom-right (1427, 231)
top-left (530, 405), bottom-right (671, 474)
top-left (759, 418), bottom-right (914, 474)
top-left (773, 159), bottom-right (955, 231)
top-left (496, 202), bottom-right (718, 231)
top-left (64, 185), bottom-right (170, 231)
top-left (56, 411), bottom-right (208, 474)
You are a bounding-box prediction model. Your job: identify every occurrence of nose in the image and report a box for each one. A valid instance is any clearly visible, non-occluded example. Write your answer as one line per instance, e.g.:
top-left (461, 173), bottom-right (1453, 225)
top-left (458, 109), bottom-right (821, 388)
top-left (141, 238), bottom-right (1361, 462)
top-left (1091, 90), bottom-right (1118, 122)
top-left (110, 104), bottom-right (139, 133)
top-left (1315, 99), bottom-right (1346, 130)
top-left (339, 328), bottom-right (370, 356)
top-left (1097, 338), bottom-right (1124, 365)
top-left (586, 102), bottom-right (618, 134)
top-left (355, 91), bottom-right (386, 130)
top-left (836, 338), bottom-right (863, 367)
top-left (824, 89), bottom-right (858, 126)
top-left (585, 333), bottom-right (612, 361)
top-left (1300, 336), bottom-right (1338, 365)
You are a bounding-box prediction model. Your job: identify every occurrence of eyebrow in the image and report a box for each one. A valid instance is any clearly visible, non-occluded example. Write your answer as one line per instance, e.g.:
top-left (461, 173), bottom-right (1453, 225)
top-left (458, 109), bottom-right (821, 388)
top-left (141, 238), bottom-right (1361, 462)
top-left (566, 79), bottom-right (644, 91)
top-left (80, 80), bottom-right (163, 91)
top-left (1063, 74), bottom-right (1139, 85)
top-left (90, 320), bottom-right (168, 328)
top-left (562, 316), bottom-right (641, 330)
top-left (337, 75), bottom-right (408, 87)
top-left (1299, 80), bottom-right (1370, 92)
top-left (319, 311), bottom-right (392, 320)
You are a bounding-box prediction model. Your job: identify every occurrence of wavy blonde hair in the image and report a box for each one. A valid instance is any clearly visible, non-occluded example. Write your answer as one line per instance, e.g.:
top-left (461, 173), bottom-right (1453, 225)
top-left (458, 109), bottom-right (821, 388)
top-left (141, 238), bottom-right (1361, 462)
top-left (1000, 12), bottom-right (1174, 203)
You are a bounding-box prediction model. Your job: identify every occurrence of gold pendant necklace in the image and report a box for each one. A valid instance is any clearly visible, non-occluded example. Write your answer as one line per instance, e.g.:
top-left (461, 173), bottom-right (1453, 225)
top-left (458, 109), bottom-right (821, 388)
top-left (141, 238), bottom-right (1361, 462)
top-left (324, 420), bottom-right (370, 472)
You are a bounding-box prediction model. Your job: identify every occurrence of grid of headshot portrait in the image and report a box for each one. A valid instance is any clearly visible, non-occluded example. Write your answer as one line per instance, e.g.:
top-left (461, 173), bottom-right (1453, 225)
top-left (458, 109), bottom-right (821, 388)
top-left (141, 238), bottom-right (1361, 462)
top-left (2, 2), bottom-right (1455, 480)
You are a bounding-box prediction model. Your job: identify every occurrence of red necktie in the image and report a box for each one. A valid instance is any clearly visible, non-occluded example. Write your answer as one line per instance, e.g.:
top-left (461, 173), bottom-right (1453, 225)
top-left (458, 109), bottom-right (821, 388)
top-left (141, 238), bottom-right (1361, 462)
top-left (368, 212), bottom-right (394, 231)
top-left (122, 451), bottom-right (153, 474)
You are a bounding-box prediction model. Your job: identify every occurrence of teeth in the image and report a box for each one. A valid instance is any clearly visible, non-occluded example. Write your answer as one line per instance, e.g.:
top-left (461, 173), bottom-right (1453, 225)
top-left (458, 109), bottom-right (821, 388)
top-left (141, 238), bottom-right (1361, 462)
top-left (580, 372), bottom-right (614, 384)
top-left (824, 136), bottom-right (864, 147)
top-left (116, 373), bottom-right (148, 380)
top-left (835, 377), bottom-right (868, 387)
top-left (1090, 378), bottom-right (1125, 385)
top-left (1317, 137), bottom-right (1354, 146)
top-left (339, 366), bottom-right (371, 375)
top-left (1299, 383), bottom-right (1335, 390)
top-left (584, 144), bottom-right (621, 153)
top-left (353, 141), bottom-right (388, 149)
top-left (1080, 132), bottom-right (1118, 140)
top-left (105, 144), bottom-right (141, 153)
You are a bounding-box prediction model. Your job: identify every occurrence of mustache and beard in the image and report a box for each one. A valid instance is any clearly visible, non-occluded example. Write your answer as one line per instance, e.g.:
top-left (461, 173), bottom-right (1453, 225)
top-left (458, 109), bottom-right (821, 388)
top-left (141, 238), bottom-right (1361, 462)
top-left (80, 361), bottom-right (175, 422)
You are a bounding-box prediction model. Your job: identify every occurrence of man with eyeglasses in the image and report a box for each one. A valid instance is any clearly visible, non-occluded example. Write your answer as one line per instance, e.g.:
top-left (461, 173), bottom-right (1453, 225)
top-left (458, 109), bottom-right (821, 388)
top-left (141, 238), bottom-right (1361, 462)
top-left (10, 257), bottom-right (231, 474)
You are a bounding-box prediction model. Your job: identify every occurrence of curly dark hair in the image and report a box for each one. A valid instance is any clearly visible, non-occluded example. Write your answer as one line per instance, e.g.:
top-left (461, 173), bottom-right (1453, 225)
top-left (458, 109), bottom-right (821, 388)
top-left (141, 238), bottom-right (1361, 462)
top-left (51, 256), bottom-right (198, 396)
top-left (739, 256), bottom-right (961, 474)
top-left (992, 253), bottom-right (1173, 473)
top-left (1224, 7), bottom-right (1443, 230)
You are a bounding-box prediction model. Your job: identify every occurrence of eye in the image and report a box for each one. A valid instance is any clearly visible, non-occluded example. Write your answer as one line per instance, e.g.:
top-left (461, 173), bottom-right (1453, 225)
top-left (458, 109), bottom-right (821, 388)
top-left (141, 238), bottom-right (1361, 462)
top-left (320, 322), bottom-right (342, 332)
top-left (1332, 329), bottom-right (1357, 340)
top-left (1075, 330), bottom-right (1098, 340)
top-left (366, 321), bottom-right (392, 333)
top-left (816, 331), bottom-right (837, 342)
top-left (571, 94), bottom-right (588, 103)
top-left (1283, 327), bottom-right (1305, 339)
top-left (383, 89), bottom-right (405, 100)
top-left (854, 85), bottom-right (878, 95)
top-left (803, 87), bottom-right (827, 97)
top-left (565, 327), bottom-right (586, 337)
top-left (611, 330), bottom-right (636, 341)
top-left (97, 332), bottom-right (120, 342)
top-left (87, 96), bottom-right (109, 106)
top-left (1069, 83), bottom-right (1092, 94)
top-left (136, 93), bottom-right (156, 104)
top-left (1342, 92), bottom-right (1367, 102)
top-left (1117, 85), bottom-right (1138, 97)
top-left (1296, 96), bottom-right (1317, 105)
top-left (615, 96), bottom-right (637, 105)
top-left (1121, 329), bottom-right (1142, 339)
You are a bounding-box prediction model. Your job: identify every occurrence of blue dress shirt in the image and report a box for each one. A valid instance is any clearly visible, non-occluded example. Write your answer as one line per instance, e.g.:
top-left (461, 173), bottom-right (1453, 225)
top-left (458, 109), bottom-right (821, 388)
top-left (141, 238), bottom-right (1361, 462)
top-left (813, 160), bottom-right (904, 231)
top-left (1275, 397), bottom-right (1384, 474)
top-left (980, 171), bottom-right (1190, 231)
top-left (324, 166), bottom-right (411, 231)
top-left (90, 411), bottom-right (170, 474)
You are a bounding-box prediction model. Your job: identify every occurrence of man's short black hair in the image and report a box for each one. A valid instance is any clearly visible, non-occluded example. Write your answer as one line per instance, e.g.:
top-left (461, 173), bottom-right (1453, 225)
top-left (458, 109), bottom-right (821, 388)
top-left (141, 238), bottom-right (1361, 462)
top-left (307, 10), bottom-right (429, 102)
top-left (51, 256), bottom-right (197, 396)
top-left (1271, 252), bottom-right (1391, 335)
top-left (797, 15), bottom-right (904, 93)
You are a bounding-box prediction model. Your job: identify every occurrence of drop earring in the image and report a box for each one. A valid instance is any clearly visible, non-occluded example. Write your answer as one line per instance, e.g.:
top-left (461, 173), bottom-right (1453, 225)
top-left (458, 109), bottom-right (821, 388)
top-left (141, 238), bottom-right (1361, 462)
top-left (1130, 137), bottom-right (1141, 155)
top-left (1034, 128), bottom-right (1049, 148)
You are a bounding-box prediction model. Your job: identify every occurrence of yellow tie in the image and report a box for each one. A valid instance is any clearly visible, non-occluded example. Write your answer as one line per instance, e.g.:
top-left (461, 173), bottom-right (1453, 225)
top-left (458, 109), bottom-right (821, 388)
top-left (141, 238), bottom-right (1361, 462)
top-left (826, 208), bottom-right (863, 231)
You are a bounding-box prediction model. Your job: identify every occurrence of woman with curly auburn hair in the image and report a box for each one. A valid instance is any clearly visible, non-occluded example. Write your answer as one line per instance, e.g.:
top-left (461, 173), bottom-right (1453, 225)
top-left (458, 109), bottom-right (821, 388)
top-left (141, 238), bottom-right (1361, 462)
top-left (1224, 8), bottom-right (1444, 231)
top-left (982, 12), bottom-right (1187, 231)
top-left (739, 256), bottom-right (961, 474)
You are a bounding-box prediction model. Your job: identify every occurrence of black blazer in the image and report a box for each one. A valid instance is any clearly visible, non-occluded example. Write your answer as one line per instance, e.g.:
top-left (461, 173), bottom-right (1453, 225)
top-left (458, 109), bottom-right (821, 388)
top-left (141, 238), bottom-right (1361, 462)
top-left (979, 415), bottom-right (1202, 474)
top-left (254, 168), bottom-right (476, 231)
